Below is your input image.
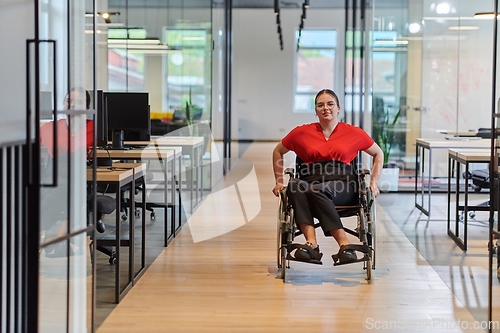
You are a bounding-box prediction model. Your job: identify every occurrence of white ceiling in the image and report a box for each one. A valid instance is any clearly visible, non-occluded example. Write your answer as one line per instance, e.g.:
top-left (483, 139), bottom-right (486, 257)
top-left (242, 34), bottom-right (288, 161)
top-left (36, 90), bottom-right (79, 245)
top-left (108, 0), bottom-right (407, 9)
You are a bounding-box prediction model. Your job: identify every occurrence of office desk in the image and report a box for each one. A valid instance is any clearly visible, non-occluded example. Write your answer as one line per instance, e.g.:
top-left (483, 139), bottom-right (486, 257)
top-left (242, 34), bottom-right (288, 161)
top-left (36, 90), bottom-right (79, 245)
top-left (125, 136), bottom-right (205, 212)
top-left (88, 163), bottom-right (146, 303)
top-left (415, 138), bottom-right (490, 217)
top-left (96, 147), bottom-right (176, 246)
top-left (139, 145), bottom-right (183, 234)
top-left (107, 140), bottom-right (186, 227)
top-left (447, 149), bottom-right (490, 251)
top-left (106, 143), bottom-right (183, 228)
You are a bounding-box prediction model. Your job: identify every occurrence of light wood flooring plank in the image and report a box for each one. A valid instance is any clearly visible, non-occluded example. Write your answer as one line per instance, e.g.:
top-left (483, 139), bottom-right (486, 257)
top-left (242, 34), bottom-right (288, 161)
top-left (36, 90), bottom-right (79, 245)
top-left (97, 143), bottom-right (484, 333)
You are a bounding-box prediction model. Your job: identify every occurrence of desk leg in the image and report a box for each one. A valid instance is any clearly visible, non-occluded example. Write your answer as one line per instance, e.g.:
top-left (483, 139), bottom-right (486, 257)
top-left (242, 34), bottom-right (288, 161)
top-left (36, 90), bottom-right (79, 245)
top-left (447, 157), bottom-right (452, 232)
top-left (415, 144), bottom-right (430, 216)
top-left (464, 162), bottom-right (469, 251)
top-left (141, 175), bottom-right (146, 274)
top-left (115, 187), bottom-right (121, 304)
top-left (200, 146), bottom-right (204, 198)
top-left (195, 146), bottom-right (200, 205)
top-left (178, 154), bottom-right (182, 229)
top-left (428, 148), bottom-right (432, 216)
top-left (455, 161), bottom-right (461, 238)
top-left (170, 157), bottom-right (175, 237)
top-left (415, 144), bottom-right (419, 208)
top-left (129, 176), bottom-right (135, 284)
top-left (190, 150), bottom-right (194, 214)
top-left (422, 146), bottom-right (425, 210)
top-left (163, 158), bottom-right (170, 247)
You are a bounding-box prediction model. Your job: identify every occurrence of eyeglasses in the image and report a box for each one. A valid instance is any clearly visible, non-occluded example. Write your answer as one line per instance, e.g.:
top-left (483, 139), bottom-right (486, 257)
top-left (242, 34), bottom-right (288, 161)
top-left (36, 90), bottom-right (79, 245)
top-left (315, 102), bottom-right (337, 109)
top-left (63, 97), bottom-right (85, 106)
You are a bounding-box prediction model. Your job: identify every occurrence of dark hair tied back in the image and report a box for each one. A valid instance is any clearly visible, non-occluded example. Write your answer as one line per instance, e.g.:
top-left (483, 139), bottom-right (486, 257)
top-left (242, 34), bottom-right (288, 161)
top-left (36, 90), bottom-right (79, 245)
top-left (315, 89), bottom-right (340, 108)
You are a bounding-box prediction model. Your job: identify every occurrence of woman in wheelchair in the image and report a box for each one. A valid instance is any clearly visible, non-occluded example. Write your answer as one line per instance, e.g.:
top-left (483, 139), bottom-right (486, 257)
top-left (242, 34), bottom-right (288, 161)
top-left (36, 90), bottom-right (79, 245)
top-left (272, 89), bottom-right (383, 265)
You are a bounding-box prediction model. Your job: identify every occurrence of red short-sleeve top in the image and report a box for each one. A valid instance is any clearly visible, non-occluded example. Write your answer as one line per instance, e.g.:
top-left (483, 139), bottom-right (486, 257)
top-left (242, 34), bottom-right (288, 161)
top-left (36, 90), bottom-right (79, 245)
top-left (40, 119), bottom-right (94, 157)
top-left (281, 122), bottom-right (374, 165)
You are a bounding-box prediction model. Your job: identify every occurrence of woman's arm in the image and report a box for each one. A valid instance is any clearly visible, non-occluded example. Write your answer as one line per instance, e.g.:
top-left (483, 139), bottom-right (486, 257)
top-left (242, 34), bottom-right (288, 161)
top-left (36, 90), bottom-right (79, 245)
top-left (363, 142), bottom-right (384, 197)
top-left (272, 141), bottom-right (290, 197)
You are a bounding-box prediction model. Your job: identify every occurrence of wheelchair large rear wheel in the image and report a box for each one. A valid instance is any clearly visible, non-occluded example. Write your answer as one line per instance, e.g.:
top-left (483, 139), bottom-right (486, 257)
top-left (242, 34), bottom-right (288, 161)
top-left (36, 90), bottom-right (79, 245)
top-left (366, 189), bottom-right (377, 271)
top-left (277, 198), bottom-right (285, 269)
top-left (279, 208), bottom-right (294, 280)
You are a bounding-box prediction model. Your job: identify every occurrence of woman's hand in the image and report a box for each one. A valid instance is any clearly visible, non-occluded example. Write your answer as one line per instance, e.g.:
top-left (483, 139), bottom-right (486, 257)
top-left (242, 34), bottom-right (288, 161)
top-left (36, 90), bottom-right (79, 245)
top-left (272, 183), bottom-right (285, 197)
top-left (363, 143), bottom-right (384, 199)
top-left (369, 182), bottom-right (380, 198)
top-left (273, 142), bottom-right (290, 197)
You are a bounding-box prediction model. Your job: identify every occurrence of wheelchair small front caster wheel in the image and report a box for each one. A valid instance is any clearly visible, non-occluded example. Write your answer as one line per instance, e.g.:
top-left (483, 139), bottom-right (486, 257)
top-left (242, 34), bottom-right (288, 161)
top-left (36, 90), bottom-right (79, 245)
top-left (150, 212), bottom-right (156, 220)
top-left (469, 212), bottom-right (476, 219)
top-left (109, 254), bottom-right (117, 266)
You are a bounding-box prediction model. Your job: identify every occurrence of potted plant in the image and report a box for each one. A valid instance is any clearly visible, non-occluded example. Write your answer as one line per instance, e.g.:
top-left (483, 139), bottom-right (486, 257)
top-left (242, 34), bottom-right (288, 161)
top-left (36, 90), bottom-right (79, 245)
top-left (372, 101), bottom-right (401, 192)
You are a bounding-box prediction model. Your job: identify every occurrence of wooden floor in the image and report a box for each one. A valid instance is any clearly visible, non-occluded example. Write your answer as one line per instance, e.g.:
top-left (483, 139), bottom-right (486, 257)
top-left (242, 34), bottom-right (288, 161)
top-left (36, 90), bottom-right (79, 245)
top-left (97, 143), bottom-right (485, 333)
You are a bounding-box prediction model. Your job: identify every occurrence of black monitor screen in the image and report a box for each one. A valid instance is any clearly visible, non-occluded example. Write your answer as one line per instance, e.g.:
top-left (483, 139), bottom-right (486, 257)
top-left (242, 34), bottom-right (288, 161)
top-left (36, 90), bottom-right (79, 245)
top-left (105, 92), bottom-right (150, 132)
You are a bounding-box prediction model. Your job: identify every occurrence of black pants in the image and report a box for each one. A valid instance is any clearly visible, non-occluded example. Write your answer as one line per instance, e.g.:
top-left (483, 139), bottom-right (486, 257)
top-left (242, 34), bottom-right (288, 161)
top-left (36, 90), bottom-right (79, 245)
top-left (287, 178), bottom-right (357, 236)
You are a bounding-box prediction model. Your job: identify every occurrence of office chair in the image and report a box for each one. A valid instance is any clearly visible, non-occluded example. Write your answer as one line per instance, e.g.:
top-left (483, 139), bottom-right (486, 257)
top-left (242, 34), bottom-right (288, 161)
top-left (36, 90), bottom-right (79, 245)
top-left (97, 174), bottom-right (156, 221)
top-left (87, 194), bottom-right (118, 265)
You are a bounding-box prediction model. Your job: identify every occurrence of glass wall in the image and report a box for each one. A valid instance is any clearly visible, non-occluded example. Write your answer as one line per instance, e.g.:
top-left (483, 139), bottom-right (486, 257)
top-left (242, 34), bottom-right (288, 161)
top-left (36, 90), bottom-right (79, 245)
top-left (372, 0), bottom-right (495, 178)
top-left (107, 1), bottom-right (213, 136)
top-left (37, 0), bottom-right (95, 332)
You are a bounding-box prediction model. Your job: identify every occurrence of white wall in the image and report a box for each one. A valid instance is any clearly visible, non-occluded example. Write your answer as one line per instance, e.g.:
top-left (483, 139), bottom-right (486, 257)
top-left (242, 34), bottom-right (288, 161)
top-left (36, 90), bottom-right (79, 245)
top-left (231, 8), bottom-right (345, 141)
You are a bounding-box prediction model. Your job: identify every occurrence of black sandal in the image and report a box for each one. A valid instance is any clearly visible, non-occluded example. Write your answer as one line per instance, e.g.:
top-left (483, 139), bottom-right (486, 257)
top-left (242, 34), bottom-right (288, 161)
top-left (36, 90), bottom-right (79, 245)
top-left (332, 244), bottom-right (357, 265)
top-left (286, 242), bottom-right (323, 265)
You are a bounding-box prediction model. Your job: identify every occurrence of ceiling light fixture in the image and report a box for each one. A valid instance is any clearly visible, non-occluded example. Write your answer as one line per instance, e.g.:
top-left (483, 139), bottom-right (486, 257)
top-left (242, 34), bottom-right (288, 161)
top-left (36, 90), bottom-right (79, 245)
top-left (448, 26), bottom-right (479, 30)
top-left (408, 22), bottom-right (421, 33)
top-left (85, 12), bottom-right (120, 24)
top-left (436, 3), bottom-right (451, 15)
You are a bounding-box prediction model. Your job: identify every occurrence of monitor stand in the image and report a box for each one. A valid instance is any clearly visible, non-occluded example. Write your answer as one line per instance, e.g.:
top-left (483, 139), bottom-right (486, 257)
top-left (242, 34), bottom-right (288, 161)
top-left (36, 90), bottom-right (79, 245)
top-left (112, 130), bottom-right (125, 149)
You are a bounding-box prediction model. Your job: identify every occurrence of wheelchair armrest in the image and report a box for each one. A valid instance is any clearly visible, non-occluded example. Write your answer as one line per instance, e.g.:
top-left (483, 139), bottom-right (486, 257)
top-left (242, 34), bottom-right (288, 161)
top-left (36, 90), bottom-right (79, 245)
top-left (357, 169), bottom-right (371, 175)
top-left (284, 168), bottom-right (295, 178)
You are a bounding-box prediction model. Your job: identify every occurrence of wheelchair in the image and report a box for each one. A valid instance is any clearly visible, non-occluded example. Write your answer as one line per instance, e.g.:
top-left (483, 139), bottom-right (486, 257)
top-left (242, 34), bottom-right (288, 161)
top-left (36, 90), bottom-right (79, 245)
top-left (277, 156), bottom-right (377, 281)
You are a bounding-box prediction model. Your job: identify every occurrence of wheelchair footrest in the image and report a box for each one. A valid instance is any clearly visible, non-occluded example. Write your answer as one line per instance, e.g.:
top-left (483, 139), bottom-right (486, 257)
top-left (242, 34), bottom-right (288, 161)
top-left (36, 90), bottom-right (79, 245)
top-left (332, 244), bottom-right (370, 266)
top-left (286, 254), bottom-right (323, 265)
top-left (286, 243), bottom-right (323, 265)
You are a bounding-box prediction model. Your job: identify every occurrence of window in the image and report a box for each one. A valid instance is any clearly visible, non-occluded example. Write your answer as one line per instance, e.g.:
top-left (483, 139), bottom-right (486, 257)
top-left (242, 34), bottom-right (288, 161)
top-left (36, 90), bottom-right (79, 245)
top-left (163, 28), bottom-right (211, 116)
top-left (107, 28), bottom-right (147, 91)
top-left (294, 30), bottom-right (337, 113)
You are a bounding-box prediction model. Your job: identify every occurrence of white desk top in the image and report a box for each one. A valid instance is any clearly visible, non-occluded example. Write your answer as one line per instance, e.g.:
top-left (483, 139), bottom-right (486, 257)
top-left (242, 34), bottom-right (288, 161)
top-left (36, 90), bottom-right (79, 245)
top-left (448, 148), bottom-right (491, 162)
top-left (154, 136), bottom-right (204, 146)
top-left (141, 145), bottom-right (183, 156)
top-left (416, 138), bottom-right (490, 148)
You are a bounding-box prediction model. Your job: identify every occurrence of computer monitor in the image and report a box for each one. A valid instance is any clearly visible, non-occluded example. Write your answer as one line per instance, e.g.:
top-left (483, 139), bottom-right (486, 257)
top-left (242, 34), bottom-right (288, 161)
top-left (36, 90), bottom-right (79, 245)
top-left (96, 90), bottom-right (108, 148)
top-left (104, 92), bottom-right (150, 149)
